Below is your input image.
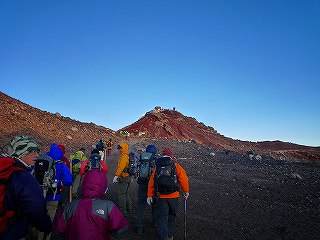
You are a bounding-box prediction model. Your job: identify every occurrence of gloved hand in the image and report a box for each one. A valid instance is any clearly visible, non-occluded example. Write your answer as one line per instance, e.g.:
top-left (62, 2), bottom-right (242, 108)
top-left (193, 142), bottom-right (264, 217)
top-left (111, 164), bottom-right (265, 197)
top-left (113, 176), bottom-right (119, 183)
top-left (184, 192), bottom-right (189, 200)
top-left (147, 197), bottom-right (153, 205)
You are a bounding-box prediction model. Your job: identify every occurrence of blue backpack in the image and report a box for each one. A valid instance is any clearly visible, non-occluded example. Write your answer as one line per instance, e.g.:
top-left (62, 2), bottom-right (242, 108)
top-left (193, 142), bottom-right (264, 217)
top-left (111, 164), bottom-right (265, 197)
top-left (137, 152), bottom-right (156, 183)
top-left (86, 154), bottom-right (102, 171)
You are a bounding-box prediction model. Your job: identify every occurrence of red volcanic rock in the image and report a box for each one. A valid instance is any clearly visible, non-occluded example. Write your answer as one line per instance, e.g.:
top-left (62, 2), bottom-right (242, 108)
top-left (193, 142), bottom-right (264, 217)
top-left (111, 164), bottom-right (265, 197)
top-left (120, 107), bottom-right (320, 162)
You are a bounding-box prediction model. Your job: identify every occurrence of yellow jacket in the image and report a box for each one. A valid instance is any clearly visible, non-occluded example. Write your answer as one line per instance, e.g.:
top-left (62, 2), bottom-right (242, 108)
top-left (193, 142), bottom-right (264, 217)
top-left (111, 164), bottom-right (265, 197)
top-left (115, 142), bottom-right (130, 178)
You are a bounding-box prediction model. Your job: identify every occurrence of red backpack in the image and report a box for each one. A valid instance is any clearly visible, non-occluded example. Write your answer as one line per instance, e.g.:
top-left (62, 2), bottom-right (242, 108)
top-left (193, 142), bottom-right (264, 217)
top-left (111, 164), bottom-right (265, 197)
top-left (0, 157), bottom-right (24, 234)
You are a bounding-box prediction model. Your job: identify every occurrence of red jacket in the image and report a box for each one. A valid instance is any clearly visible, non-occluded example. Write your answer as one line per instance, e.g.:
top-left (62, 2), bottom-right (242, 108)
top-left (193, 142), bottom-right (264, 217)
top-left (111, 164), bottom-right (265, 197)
top-left (79, 159), bottom-right (108, 176)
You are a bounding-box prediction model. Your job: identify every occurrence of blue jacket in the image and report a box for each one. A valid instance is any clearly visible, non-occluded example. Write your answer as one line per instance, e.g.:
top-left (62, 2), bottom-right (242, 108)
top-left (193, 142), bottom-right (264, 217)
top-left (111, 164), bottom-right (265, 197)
top-left (45, 144), bottom-right (72, 201)
top-left (45, 161), bottom-right (72, 201)
top-left (1, 158), bottom-right (52, 239)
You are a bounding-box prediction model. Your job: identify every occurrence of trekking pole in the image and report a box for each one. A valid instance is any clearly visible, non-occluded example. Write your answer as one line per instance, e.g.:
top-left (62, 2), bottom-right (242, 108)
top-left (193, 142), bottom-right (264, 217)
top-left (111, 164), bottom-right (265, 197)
top-left (104, 148), bottom-right (107, 163)
top-left (184, 197), bottom-right (187, 240)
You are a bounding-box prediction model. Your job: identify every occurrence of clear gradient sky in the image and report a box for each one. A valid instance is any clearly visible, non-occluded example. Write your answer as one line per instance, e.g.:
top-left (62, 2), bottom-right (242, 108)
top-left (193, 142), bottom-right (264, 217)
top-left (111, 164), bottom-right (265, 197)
top-left (0, 1), bottom-right (319, 147)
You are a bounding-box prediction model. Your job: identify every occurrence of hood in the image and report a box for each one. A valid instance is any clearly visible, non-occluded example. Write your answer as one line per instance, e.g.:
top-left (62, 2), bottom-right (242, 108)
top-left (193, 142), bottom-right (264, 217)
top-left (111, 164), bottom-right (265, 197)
top-left (74, 150), bottom-right (85, 159)
top-left (119, 142), bottom-right (129, 155)
top-left (82, 169), bottom-right (108, 199)
top-left (47, 144), bottom-right (63, 161)
top-left (146, 144), bottom-right (157, 155)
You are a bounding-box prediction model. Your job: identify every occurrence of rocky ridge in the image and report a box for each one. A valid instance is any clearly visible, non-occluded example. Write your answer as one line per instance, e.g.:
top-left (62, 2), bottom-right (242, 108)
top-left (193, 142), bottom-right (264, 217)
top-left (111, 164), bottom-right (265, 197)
top-left (0, 92), bottom-right (319, 162)
top-left (121, 107), bottom-right (320, 162)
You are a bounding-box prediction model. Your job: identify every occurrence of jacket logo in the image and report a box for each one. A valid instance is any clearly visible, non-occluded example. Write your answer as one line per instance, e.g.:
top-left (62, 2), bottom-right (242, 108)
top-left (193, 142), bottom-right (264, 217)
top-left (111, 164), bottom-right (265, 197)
top-left (96, 209), bottom-right (105, 215)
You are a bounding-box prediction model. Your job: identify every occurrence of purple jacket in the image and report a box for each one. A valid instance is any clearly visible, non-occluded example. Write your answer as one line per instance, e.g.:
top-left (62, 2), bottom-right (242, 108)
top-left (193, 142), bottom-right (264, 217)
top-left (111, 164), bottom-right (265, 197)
top-left (55, 169), bottom-right (128, 240)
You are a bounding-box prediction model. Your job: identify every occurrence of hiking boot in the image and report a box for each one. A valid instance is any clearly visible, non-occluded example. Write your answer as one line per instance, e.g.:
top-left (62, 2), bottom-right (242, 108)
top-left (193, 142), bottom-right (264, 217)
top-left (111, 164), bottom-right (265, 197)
top-left (134, 227), bottom-right (143, 235)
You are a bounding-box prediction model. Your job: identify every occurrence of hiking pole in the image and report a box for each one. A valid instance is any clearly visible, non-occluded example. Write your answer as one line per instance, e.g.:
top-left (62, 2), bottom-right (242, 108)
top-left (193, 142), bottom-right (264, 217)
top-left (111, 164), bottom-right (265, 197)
top-left (184, 197), bottom-right (187, 240)
top-left (104, 148), bottom-right (107, 163)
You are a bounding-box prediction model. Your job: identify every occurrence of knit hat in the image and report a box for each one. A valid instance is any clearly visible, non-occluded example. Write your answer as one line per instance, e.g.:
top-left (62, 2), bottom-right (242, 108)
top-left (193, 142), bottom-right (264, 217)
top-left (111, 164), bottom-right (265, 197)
top-left (8, 136), bottom-right (40, 158)
top-left (163, 147), bottom-right (173, 158)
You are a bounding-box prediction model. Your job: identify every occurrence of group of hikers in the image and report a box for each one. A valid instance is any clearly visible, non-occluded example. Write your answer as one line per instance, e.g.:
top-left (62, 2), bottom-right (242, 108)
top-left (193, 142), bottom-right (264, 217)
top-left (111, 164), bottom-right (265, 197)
top-left (0, 135), bottom-right (189, 240)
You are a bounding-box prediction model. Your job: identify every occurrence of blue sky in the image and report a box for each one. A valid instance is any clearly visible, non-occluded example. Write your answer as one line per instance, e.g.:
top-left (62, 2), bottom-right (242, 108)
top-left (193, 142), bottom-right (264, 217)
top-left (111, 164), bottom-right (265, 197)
top-left (0, 1), bottom-right (319, 147)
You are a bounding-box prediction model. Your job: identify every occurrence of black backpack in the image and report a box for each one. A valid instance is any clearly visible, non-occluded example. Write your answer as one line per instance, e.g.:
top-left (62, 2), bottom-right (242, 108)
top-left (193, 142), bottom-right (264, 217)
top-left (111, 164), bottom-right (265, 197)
top-left (33, 155), bottom-right (61, 198)
top-left (154, 157), bottom-right (179, 194)
top-left (137, 152), bottom-right (156, 183)
top-left (126, 151), bottom-right (140, 178)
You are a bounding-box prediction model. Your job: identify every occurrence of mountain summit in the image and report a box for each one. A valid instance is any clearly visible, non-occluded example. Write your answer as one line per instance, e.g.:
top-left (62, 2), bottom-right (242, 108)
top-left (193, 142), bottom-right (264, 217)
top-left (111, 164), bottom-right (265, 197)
top-left (121, 107), bottom-right (320, 162)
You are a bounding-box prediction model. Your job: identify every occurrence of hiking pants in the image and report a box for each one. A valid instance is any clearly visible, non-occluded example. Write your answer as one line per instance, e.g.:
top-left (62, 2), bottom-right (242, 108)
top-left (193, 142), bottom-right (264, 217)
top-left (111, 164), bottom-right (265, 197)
top-left (135, 183), bottom-right (157, 229)
top-left (156, 198), bottom-right (178, 240)
top-left (117, 176), bottom-right (132, 215)
top-left (72, 173), bottom-right (81, 195)
top-left (38, 201), bottom-right (58, 240)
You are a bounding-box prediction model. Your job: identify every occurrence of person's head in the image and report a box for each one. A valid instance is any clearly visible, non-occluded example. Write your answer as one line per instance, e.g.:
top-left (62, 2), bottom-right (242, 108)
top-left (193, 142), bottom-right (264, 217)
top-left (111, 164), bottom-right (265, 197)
top-left (47, 143), bottom-right (63, 161)
top-left (91, 148), bottom-right (100, 155)
top-left (163, 147), bottom-right (173, 159)
top-left (58, 144), bottom-right (66, 154)
top-left (82, 169), bottom-right (108, 199)
top-left (146, 144), bottom-right (157, 156)
top-left (117, 142), bottom-right (128, 154)
top-left (8, 136), bottom-right (40, 166)
top-left (79, 147), bottom-right (85, 155)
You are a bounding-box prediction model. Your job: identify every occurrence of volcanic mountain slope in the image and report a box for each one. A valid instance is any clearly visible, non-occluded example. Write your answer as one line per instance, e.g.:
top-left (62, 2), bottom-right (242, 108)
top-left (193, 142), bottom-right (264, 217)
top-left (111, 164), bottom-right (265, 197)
top-left (120, 107), bottom-right (320, 162)
top-left (0, 91), bottom-right (118, 155)
top-left (1, 92), bottom-right (319, 162)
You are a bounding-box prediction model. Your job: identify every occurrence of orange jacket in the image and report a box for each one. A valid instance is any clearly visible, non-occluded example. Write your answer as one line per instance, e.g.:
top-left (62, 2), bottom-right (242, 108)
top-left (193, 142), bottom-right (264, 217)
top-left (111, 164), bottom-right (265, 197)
top-left (115, 142), bottom-right (130, 178)
top-left (147, 160), bottom-right (189, 199)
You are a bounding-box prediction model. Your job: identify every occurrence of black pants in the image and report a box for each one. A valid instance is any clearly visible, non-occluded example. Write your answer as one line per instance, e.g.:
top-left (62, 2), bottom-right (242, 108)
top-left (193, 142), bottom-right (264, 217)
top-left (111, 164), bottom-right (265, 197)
top-left (156, 198), bottom-right (179, 240)
top-left (135, 183), bottom-right (156, 229)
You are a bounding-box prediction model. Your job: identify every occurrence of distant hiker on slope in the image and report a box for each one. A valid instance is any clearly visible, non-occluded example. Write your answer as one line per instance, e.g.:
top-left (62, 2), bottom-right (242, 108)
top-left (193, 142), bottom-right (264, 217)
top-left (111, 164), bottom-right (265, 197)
top-left (0, 136), bottom-right (52, 239)
top-left (55, 169), bottom-right (128, 240)
top-left (106, 138), bottom-right (113, 156)
top-left (37, 143), bottom-right (72, 240)
top-left (134, 144), bottom-right (158, 235)
top-left (147, 147), bottom-right (189, 240)
top-left (96, 140), bottom-right (106, 162)
top-left (112, 142), bottom-right (132, 216)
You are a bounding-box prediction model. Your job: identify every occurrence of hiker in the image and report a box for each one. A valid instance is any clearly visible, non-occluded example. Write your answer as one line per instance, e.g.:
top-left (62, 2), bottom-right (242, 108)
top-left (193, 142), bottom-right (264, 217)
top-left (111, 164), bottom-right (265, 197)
top-left (0, 136), bottom-right (52, 239)
top-left (70, 148), bottom-right (87, 198)
top-left (79, 149), bottom-right (108, 176)
top-left (134, 144), bottom-right (158, 235)
top-left (58, 144), bottom-right (70, 168)
top-left (147, 148), bottom-right (189, 240)
top-left (55, 169), bottom-right (129, 240)
top-left (57, 144), bottom-right (71, 207)
top-left (106, 138), bottom-right (113, 156)
top-left (96, 140), bottom-right (106, 161)
top-left (37, 144), bottom-right (72, 240)
top-left (112, 142), bottom-right (132, 216)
